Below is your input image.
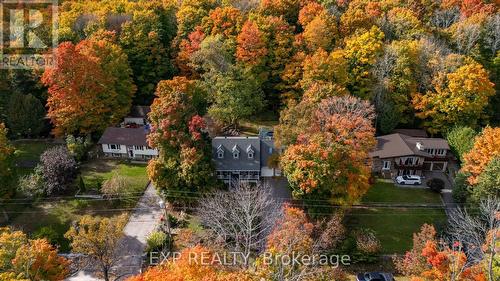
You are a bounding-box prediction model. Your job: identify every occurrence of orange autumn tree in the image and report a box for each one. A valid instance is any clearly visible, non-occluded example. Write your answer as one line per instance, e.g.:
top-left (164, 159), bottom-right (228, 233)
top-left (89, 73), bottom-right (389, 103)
top-left (394, 224), bottom-right (438, 277)
top-left (461, 127), bottom-right (500, 185)
top-left (42, 36), bottom-right (135, 136)
top-left (412, 241), bottom-right (486, 281)
top-left (201, 6), bottom-right (244, 38)
top-left (0, 227), bottom-right (69, 281)
top-left (280, 95), bottom-right (376, 205)
top-left (127, 245), bottom-right (252, 281)
top-left (257, 205), bottom-right (314, 280)
top-left (236, 20), bottom-right (268, 67)
top-left (11, 239), bottom-right (70, 281)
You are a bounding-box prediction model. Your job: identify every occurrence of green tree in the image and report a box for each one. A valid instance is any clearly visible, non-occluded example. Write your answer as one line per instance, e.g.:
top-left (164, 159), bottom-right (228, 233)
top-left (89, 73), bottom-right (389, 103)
top-left (0, 124), bottom-right (15, 199)
top-left (446, 126), bottom-right (477, 163)
top-left (473, 157), bottom-right (500, 201)
top-left (452, 172), bottom-right (471, 204)
top-left (6, 93), bottom-right (46, 138)
top-left (119, 9), bottom-right (174, 105)
top-left (206, 68), bottom-right (265, 127)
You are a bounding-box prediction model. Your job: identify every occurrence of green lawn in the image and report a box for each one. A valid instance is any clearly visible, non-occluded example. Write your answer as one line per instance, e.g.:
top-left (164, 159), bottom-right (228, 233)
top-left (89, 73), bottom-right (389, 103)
top-left (8, 160), bottom-right (149, 252)
top-left (346, 181), bottom-right (447, 254)
top-left (80, 160), bottom-right (149, 196)
top-left (13, 140), bottom-right (59, 176)
top-left (361, 181), bottom-right (443, 205)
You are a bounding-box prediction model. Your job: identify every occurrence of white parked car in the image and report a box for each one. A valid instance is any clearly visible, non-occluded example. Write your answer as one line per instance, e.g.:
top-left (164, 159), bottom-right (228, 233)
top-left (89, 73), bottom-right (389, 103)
top-left (395, 175), bottom-right (422, 185)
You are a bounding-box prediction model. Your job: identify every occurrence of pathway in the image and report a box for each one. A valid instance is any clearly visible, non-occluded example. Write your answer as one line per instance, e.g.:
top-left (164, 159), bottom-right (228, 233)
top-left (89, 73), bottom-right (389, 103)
top-left (66, 183), bottom-right (162, 281)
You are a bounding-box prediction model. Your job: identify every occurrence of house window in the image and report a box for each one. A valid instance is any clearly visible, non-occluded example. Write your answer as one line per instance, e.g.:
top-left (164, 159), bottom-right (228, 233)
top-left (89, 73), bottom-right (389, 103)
top-left (233, 152), bottom-right (239, 159)
top-left (248, 152), bottom-right (254, 159)
top-left (269, 147), bottom-right (273, 154)
top-left (109, 144), bottom-right (121, 150)
top-left (218, 152), bottom-right (224, 159)
top-left (405, 157), bottom-right (413, 165)
top-left (437, 149), bottom-right (446, 156)
top-left (382, 161), bottom-right (391, 170)
top-left (135, 145), bottom-right (144, 150)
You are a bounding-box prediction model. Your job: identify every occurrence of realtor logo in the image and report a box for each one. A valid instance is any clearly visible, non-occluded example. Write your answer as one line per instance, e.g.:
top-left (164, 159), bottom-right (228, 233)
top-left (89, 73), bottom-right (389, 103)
top-left (0, 0), bottom-right (58, 69)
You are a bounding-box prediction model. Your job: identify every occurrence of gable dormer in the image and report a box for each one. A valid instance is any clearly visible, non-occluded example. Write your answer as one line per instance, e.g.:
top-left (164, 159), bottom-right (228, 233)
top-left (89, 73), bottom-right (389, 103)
top-left (217, 144), bottom-right (224, 159)
top-left (232, 144), bottom-right (240, 159)
top-left (246, 145), bottom-right (254, 159)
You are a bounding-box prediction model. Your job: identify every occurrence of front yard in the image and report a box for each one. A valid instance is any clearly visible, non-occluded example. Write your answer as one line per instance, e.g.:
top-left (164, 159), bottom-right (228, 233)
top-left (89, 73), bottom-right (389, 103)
top-left (13, 140), bottom-right (59, 176)
top-left (346, 181), bottom-right (447, 254)
top-left (7, 159), bottom-right (149, 252)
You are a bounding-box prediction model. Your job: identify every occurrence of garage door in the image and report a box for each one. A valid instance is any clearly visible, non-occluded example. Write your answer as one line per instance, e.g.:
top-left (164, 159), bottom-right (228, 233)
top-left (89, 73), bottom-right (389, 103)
top-left (261, 167), bottom-right (274, 177)
top-left (423, 162), bottom-right (432, 171)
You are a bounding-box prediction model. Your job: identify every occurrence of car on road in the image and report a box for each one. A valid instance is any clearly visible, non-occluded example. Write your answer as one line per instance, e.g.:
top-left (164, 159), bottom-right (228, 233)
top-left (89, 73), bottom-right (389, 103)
top-left (395, 175), bottom-right (422, 185)
top-left (356, 272), bottom-right (394, 281)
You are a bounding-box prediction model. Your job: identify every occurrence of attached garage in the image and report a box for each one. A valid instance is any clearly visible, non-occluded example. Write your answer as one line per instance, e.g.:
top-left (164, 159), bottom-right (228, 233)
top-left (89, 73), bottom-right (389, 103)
top-left (423, 162), bottom-right (432, 171)
top-left (261, 166), bottom-right (274, 177)
top-left (431, 162), bottom-right (446, 172)
top-left (423, 161), bottom-right (447, 172)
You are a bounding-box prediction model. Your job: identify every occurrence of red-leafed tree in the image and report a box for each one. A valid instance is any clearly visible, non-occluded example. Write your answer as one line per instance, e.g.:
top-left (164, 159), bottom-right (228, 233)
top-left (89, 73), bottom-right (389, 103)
top-left (176, 28), bottom-right (206, 77)
top-left (147, 77), bottom-right (214, 204)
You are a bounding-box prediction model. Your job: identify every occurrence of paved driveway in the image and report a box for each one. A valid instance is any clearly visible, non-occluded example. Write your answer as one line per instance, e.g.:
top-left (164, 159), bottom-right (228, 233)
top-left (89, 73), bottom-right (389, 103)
top-left (114, 183), bottom-right (162, 279)
top-left (66, 183), bottom-right (162, 281)
top-left (262, 177), bottom-right (292, 202)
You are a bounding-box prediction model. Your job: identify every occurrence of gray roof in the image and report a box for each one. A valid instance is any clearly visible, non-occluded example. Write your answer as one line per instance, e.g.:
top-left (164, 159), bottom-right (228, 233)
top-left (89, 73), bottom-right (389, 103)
top-left (370, 133), bottom-right (449, 159)
top-left (98, 127), bottom-right (149, 146)
top-left (212, 137), bottom-right (261, 171)
top-left (392, 129), bottom-right (428, 138)
top-left (260, 138), bottom-right (275, 167)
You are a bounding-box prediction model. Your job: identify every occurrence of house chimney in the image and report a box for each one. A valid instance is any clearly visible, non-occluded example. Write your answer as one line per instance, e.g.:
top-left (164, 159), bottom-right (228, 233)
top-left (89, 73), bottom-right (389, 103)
top-left (416, 142), bottom-right (424, 151)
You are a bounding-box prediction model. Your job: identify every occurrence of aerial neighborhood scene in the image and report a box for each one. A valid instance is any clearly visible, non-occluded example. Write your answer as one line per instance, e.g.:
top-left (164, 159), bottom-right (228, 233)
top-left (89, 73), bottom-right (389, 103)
top-left (1, 0), bottom-right (499, 281)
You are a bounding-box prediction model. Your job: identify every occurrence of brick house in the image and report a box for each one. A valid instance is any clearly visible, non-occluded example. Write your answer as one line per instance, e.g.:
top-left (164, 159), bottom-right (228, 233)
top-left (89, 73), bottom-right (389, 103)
top-left (370, 132), bottom-right (451, 178)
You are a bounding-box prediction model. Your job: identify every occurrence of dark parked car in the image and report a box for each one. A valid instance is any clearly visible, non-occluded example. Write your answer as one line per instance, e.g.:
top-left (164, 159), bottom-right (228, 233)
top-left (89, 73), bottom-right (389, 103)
top-left (356, 272), bottom-right (394, 281)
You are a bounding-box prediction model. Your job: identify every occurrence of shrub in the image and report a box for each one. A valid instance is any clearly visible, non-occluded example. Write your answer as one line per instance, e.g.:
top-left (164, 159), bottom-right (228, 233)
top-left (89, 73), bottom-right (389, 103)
top-left (355, 229), bottom-right (381, 254)
top-left (100, 173), bottom-right (127, 199)
top-left (66, 135), bottom-right (92, 162)
top-left (33, 226), bottom-right (59, 245)
top-left (18, 166), bottom-right (45, 198)
top-left (453, 173), bottom-right (470, 203)
top-left (146, 231), bottom-right (168, 252)
top-left (39, 146), bottom-right (77, 195)
top-left (426, 178), bottom-right (445, 193)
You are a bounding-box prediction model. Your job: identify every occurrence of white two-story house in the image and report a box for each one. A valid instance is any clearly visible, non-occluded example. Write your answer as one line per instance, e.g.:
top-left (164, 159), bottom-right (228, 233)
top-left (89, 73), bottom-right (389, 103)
top-left (98, 127), bottom-right (158, 160)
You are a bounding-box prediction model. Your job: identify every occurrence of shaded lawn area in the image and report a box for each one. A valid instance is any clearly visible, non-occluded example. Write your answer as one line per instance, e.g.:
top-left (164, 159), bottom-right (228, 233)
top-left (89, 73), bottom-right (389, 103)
top-left (239, 110), bottom-right (279, 136)
top-left (7, 160), bottom-right (149, 252)
top-left (346, 180), bottom-right (447, 254)
top-left (13, 140), bottom-right (59, 176)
